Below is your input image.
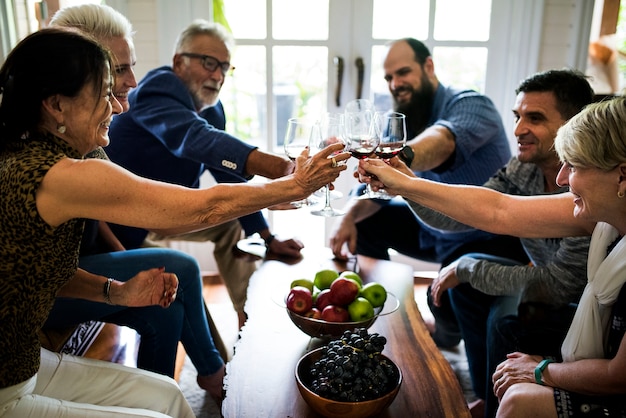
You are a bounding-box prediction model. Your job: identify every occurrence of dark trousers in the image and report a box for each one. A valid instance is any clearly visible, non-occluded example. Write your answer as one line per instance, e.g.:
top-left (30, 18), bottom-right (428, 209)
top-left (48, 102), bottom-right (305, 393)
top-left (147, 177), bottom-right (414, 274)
top-left (355, 198), bottom-right (528, 266)
top-left (355, 198), bottom-right (530, 358)
top-left (484, 303), bottom-right (576, 417)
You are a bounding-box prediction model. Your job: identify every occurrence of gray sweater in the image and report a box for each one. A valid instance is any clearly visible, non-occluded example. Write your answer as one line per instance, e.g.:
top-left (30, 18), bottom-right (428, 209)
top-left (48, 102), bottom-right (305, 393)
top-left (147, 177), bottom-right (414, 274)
top-left (408, 157), bottom-right (590, 307)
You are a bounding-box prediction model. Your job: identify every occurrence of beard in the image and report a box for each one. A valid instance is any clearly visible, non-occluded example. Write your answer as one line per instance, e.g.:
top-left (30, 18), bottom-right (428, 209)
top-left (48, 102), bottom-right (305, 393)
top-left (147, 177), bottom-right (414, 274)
top-left (393, 75), bottom-right (435, 138)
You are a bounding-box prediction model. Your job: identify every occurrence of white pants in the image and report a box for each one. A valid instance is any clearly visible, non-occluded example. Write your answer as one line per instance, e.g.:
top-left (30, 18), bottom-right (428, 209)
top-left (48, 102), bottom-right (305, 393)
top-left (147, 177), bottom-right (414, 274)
top-left (0, 348), bottom-right (194, 418)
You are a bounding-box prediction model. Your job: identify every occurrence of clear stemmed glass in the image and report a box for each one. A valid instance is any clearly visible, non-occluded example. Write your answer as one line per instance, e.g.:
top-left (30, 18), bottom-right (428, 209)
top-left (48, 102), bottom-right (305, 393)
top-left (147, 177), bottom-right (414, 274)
top-left (344, 98), bottom-right (375, 114)
top-left (284, 117), bottom-right (317, 208)
top-left (344, 104), bottom-right (380, 198)
top-left (367, 111), bottom-right (407, 199)
top-left (310, 113), bottom-right (346, 217)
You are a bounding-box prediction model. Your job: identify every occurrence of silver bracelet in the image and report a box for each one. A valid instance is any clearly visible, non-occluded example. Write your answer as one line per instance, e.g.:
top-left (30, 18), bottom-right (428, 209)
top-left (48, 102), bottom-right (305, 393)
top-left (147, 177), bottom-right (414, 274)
top-left (103, 277), bottom-right (115, 305)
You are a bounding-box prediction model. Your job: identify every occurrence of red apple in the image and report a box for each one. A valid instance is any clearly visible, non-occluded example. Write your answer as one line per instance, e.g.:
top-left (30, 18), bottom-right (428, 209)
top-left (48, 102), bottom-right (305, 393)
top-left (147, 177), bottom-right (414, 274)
top-left (314, 288), bottom-right (333, 311)
top-left (329, 277), bottom-right (361, 306)
top-left (304, 307), bottom-right (322, 319)
top-left (321, 305), bottom-right (350, 322)
top-left (286, 286), bottom-right (313, 314)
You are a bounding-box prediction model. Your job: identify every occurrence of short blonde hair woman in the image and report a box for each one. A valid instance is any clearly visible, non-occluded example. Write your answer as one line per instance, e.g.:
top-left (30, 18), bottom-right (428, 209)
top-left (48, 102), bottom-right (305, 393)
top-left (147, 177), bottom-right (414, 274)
top-left (360, 97), bottom-right (626, 417)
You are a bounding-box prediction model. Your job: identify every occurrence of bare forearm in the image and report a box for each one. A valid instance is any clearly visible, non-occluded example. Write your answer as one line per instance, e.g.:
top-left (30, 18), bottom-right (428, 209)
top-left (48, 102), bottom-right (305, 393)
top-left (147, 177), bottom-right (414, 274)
top-left (41, 145), bottom-right (347, 230)
top-left (57, 268), bottom-right (109, 303)
top-left (398, 179), bottom-right (589, 238)
top-left (359, 157), bottom-right (594, 238)
top-left (245, 149), bottom-right (294, 179)
top-left (543, 357), bottom-right (626, 395)
top-left (407, 125), bottom-right (456, 172)
top-left (342, 197), bottom-right (383, 225)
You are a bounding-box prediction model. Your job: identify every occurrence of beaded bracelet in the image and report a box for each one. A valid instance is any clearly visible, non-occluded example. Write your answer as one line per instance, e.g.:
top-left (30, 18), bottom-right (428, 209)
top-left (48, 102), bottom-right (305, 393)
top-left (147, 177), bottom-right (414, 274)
top-left (103, 277), bottom-right (115, 305)
top-left (534, 358), bottom-right (553, 385)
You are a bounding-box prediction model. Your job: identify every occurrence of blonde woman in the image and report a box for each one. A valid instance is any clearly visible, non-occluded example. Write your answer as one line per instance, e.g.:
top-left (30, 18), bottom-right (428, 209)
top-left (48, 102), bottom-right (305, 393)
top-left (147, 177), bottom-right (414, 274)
top-left (359, 97), bottom-right (626, 417)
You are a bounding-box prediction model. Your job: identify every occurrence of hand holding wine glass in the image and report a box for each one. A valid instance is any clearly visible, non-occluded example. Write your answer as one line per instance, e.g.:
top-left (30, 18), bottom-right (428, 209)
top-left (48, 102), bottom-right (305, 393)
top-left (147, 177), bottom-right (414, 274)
top-left (284, 117), bottom-right (316, 161)
top-left (344, 108), bottom-right (378, 160)
top-left (344, 106), bottom-right (380, 198)
top-left (369, 111), bottom-right (407, 199)
top-left (284, 117), bottom-right (318, 207)
top-left (310, 113), bottom-right (346, 217)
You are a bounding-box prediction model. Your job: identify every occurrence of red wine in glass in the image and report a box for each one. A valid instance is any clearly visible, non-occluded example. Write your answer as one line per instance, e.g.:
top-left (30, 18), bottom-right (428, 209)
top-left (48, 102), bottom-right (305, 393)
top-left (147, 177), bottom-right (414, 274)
top-left (374, 144), bottom-right (403, 159)
top-left (351, 146), bottom-right (376, 159)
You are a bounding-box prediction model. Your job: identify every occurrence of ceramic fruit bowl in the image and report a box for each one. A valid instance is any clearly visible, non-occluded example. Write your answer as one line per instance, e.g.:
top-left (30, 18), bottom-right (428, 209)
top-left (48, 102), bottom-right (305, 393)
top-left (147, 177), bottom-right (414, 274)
top-left (295, 347), bottom-right (402, 418)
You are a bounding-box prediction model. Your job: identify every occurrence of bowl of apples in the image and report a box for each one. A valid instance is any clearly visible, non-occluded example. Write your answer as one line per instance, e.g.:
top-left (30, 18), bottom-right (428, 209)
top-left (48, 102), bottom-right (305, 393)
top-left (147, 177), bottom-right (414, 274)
top-left (285, 269), bottom-right (399, 338)
top-left (295, 328), bottom-right (402, 418)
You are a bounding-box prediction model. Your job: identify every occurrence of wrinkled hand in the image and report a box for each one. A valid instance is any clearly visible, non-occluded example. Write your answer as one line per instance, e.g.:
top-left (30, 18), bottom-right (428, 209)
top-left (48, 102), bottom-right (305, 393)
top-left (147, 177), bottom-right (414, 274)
top-left (268, 236), bottom-right (304, 258)
top-left (492, 352), bottom-right (545, 400)
top-left (118, 267), bottom-right (179, 308)
top-left (293, 143), bottom-right (349, 196)
top-left (431, 260), bottom-right (461, 307)
top-left (329, 217), bottom-right (358, 261)
top-left (358, 157), bottom-right (413, 194)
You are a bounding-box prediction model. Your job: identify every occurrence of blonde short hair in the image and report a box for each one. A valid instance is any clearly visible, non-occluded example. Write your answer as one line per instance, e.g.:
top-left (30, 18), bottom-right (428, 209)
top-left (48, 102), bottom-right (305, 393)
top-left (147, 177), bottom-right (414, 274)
top-left (555, 96), bottom-right (626, 170)
top-left (50, 3), bottom-right (134, 42)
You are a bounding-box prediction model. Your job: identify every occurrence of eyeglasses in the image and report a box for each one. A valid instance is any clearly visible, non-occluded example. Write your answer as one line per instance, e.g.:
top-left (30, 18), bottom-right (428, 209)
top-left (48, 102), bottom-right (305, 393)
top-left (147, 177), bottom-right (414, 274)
top-left (180, 53), bottom-right (233, 75)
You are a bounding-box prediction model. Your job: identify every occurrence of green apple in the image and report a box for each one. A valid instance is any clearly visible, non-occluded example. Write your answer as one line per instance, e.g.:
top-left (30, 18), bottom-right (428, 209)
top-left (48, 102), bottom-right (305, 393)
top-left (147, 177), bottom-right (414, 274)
top-left (339, 270), bottom-right (363, 287)
top-left (348, 297), bottom-right (375, 321)
top-left (360, 282), bottom-right (387, 308)
top-left (290, 278), bottom-right (314, 292)
top-left (313, 269), bottom-right (339, 290)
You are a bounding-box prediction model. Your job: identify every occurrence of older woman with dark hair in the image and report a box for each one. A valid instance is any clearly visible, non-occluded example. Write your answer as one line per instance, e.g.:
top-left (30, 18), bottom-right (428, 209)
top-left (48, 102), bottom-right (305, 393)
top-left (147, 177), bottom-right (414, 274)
top-left (0, 28), bottom-right (347, 417)
top-left (46, 4), bottom-right (232, 403)
top-left (359, 97), bottom-right (626, 417)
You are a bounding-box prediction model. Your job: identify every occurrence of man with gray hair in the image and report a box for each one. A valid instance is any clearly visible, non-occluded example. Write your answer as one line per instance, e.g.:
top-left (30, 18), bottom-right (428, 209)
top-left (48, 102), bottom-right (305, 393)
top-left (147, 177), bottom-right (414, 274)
top-left (106, 20), bottom-right (304, 329)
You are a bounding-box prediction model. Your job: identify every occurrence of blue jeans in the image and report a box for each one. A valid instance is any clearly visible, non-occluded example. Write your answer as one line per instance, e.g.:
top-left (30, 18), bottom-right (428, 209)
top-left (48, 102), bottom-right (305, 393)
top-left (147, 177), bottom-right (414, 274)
top-left (44, 248), bottom-right (223, 378)
top-left (449, 282), bottom-right (519, 401)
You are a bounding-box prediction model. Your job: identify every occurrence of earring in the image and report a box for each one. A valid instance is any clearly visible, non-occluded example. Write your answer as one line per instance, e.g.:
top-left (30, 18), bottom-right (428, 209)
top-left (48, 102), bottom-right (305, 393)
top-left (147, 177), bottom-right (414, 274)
top-left (57, 124), bottom-right (66, 134)
top-left (619, 191), bottom-right (625, 198)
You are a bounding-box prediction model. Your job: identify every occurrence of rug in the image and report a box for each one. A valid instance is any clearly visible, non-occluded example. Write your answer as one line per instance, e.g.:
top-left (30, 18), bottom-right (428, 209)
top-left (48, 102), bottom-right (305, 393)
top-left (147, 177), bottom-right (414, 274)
top-left (179, 356), bottom-right (221, 418)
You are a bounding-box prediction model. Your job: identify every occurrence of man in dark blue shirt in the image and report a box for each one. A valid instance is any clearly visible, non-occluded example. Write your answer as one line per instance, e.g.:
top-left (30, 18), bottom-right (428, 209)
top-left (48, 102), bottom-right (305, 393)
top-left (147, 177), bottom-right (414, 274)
top-left (107, 20), bottom-right (304, 328)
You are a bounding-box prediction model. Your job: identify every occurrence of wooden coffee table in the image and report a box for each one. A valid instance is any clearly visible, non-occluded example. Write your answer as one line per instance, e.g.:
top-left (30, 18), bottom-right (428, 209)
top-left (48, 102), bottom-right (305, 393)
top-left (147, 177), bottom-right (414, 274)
top-left (222, 249), bottom-right (470, 417)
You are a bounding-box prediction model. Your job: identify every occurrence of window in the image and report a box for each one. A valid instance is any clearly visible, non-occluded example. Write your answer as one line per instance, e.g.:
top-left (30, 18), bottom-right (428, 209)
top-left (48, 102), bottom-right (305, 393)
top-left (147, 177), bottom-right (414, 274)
top-left (219, 0), bottom-right (495, 246)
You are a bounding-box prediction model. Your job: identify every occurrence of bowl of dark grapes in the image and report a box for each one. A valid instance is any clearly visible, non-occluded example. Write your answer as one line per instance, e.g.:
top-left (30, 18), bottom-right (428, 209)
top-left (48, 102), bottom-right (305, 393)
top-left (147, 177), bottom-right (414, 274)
top-left (295, 328), bottom-right (402, 418)
top-left (285, 269), bottom-right (399, 338)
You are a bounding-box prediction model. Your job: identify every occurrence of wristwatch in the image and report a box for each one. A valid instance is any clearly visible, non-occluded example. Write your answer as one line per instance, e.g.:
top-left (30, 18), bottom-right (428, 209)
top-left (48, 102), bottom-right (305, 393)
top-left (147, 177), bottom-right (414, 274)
top-left (398, 145), bottom-right (414, 166)
top-left (534, 358), bottom-right (554, 385)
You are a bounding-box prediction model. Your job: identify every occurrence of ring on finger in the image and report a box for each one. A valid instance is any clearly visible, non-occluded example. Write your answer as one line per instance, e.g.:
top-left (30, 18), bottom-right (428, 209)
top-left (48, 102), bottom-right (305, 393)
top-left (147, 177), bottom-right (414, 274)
top-left (331, 157), bottom-right (338, 168)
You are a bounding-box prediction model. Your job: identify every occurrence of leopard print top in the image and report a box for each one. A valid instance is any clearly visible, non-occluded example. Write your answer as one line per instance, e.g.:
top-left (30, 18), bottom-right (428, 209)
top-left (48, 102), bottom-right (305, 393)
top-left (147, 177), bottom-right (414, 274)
top-left (0, 132), bottom-right (85, 388)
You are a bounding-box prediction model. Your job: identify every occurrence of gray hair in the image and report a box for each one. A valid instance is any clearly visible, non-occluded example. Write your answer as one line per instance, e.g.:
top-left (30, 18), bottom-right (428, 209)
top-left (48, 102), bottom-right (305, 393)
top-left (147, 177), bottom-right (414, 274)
top-left (174, 19), bottom-right (235, 54)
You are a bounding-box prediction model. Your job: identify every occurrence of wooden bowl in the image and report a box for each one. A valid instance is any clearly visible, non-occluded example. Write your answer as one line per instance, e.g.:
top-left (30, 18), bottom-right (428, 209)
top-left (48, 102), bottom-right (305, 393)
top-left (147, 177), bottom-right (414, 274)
top-left (295, 347), bottom-right (402, 418)
top-left (285, 292), bottom-right (399, 338)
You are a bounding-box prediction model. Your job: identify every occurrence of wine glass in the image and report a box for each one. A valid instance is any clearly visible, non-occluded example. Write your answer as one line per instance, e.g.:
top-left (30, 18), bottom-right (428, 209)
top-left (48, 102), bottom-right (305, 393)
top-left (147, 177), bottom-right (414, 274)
top-left (368, 111), bottom-right (407, 199)
top-left (284, 117), bottom-right (317, 207)
top-left (310, 113), bottom-right (346, 217)
top-left (344, 98), bottom-right (375, 114)
top-left (344, 106), bottom-right (380, 198)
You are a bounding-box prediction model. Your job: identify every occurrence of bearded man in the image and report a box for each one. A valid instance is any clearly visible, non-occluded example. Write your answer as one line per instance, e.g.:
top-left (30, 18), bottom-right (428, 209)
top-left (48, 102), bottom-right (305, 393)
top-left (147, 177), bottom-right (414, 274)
top-left (330, 38), bottom-right (529, 346)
